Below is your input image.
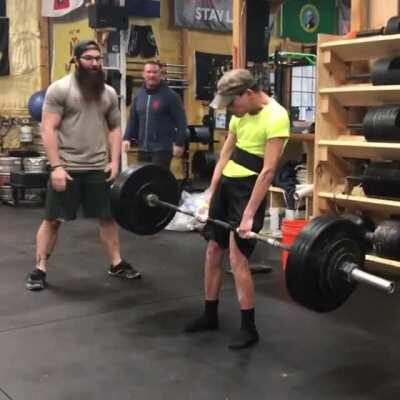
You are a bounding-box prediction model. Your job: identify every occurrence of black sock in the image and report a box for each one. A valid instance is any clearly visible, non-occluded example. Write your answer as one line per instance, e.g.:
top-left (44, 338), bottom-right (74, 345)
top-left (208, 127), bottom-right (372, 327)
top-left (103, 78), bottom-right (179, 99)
top-left (241, 308), bottom-right (255, 330)
top-left (228, 308), bottom-right (259, 350)
top-left (184, 300), bottom-right (219, 333)
top-left (205, 299), bottom-right (219, 319)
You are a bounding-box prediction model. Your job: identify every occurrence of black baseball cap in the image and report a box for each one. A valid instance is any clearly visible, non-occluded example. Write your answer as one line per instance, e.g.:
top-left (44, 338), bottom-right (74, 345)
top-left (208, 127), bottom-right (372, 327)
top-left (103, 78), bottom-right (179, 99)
top-left (73, 40), bottom-right (101, 59)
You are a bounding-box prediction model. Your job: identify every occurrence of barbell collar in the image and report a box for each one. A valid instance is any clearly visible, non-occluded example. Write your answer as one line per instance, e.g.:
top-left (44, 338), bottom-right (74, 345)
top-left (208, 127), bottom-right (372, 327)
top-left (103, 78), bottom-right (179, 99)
top-left (340, 262), bottom-right (395, 294)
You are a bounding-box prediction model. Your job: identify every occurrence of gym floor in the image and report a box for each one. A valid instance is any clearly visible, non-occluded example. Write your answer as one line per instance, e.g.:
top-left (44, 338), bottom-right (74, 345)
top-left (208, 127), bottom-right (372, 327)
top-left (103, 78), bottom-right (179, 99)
top-left (1, 206), bottom-right (400, 400)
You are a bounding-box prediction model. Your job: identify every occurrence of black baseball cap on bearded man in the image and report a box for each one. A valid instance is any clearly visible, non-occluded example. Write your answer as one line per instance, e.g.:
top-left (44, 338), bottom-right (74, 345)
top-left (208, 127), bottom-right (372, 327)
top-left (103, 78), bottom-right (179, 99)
top-left (210, 69), bottom-right (257, 109)
top-left (71, 40), bottom-right (101, 62)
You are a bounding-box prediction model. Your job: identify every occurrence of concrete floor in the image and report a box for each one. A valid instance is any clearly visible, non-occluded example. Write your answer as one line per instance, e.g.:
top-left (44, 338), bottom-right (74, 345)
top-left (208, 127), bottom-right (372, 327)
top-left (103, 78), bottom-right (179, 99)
top-left (1, 205), bottom-right (400, 399)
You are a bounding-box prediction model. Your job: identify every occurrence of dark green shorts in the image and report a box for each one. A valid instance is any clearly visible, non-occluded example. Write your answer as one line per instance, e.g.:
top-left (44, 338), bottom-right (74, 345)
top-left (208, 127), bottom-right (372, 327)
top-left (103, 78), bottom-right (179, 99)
top-left (45, 170), bottom-right (112, 221)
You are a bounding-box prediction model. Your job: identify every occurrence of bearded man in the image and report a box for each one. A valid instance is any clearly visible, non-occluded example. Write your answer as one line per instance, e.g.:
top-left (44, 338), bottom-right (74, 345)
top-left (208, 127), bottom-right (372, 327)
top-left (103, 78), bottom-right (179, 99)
top-left (26, 40), bottom-right (141, 291)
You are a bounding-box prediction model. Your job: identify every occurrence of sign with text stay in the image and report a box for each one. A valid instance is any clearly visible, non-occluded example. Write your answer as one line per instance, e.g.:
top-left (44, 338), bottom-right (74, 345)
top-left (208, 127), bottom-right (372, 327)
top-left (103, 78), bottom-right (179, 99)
top-left (174, 0), bottom-right (232, 32)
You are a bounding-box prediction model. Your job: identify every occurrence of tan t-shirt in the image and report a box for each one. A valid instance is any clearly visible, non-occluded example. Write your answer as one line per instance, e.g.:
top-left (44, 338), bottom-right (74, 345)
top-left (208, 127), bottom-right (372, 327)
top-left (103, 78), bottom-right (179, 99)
top-left (43, 74), bottom-right (121, 171)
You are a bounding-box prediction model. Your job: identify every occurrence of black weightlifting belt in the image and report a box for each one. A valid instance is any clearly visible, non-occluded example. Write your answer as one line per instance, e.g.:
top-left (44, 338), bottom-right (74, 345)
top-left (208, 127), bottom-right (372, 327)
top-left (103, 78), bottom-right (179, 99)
top-left (230, 146), bottom-right (263, 174)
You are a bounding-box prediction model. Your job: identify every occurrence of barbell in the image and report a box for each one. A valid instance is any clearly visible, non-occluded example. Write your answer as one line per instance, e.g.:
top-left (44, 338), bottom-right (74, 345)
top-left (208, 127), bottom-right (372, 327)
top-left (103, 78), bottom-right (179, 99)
top-left (348, 105), bottom-right (400, 142)
top-left (346, 16), bottom-right (400, 38)
top-left (110, 163), bottom-right (396, 313)
top-left (345, 57), bottom-right (400, 85)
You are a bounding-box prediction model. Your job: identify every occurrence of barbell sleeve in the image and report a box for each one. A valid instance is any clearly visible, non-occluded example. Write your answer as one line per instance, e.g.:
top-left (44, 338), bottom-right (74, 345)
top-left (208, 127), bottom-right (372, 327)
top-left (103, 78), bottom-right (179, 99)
top-left (347, 123), bottom-right (363, 130)
top-left (345, 73), bottom-right (371, 80)
top-left (340, 262), bottom-right (396, 294)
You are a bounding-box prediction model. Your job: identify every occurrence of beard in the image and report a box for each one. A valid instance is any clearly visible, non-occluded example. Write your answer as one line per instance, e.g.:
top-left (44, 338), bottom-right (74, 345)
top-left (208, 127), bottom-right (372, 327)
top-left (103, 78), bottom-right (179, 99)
top-left (75, 64), bottom-right (105, 102)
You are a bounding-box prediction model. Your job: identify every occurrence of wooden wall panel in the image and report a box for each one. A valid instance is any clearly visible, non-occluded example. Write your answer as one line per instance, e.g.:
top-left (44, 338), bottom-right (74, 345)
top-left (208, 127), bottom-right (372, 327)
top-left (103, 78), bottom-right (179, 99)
top-left (351, 0), bottom-right (399, 31)
top-left (369, 0), bottom-right (399, 29)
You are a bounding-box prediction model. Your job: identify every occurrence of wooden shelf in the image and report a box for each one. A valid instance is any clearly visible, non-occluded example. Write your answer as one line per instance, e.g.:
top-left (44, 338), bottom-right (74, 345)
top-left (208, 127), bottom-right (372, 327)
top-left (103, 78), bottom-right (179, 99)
top-left (315, 34), bottom-right (400, 274)
top-left (269, 186), bottom-right (284, 193)
top-left (365, 254), bottom-right (400, 270)
top-left (319, 84), bottom-right (400, 106)
top-left (318, 139), bottom-right (400, 160)
top-left (319, 34), bottom-right (400, 62)
top-left (318, 192), bottom-right (400, 214)
top-left (269, 185), bottom-right (313, 195)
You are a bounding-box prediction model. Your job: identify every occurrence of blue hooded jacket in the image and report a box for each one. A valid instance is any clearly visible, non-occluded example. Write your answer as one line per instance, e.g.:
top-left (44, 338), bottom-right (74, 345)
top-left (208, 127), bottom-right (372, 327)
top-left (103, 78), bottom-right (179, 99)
top-left (124, 81), bottom-right (188, 152)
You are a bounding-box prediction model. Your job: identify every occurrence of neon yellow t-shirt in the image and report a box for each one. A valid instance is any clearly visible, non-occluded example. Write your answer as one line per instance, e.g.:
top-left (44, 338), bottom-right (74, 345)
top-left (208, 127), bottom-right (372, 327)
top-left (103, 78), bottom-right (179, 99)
top-left (223, 98), bottom-right (290, 178)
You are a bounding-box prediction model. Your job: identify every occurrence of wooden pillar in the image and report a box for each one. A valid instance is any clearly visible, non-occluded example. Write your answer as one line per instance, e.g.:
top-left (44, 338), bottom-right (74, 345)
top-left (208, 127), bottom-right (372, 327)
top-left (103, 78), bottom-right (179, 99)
top-left (232, 0), bottom-right (246, 68)
top-left (350, 0), bottom-right (369, 32)
top-left (182, 28), bottom-right (196, 124)
top-left (38, 0), bottom-right (50, 88)
top-left (351, 0), bottom-right (399, 31)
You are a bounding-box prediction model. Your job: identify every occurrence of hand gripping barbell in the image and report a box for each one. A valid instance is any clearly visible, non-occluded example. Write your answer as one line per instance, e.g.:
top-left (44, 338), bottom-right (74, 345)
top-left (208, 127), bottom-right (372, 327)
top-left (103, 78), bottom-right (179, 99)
top-left (110, 163), bottom-right (396, 313)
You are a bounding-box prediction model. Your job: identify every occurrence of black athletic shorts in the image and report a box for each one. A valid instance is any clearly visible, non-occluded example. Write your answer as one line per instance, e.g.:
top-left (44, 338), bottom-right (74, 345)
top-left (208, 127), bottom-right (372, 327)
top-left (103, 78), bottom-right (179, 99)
top-left (45, 170), bottom-right (113, 221)
top-left (127, 25), bottom-right (158, 58)
top-left (202, 175), bottom-right (266, 258)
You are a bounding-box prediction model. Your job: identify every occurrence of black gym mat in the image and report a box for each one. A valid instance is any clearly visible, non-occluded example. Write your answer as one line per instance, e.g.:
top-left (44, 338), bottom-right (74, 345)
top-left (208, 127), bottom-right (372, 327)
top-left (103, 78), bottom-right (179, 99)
top-left (0, 207), bottom-right (399, 399)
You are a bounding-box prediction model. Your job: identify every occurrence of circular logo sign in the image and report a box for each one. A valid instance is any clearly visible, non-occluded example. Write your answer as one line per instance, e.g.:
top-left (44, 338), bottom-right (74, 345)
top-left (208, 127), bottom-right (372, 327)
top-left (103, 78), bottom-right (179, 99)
top-left (299, 4), bottom-right (320, 33)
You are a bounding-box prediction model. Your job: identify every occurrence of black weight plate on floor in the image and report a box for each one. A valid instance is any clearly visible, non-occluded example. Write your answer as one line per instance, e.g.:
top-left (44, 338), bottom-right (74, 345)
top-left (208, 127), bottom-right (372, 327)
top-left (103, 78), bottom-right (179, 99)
top-left (285, 216), bottom-right (332, 312)
top-left (286, 216), bottom-right (366, 313)
top-left (111, 163), bottom-right (180, 235)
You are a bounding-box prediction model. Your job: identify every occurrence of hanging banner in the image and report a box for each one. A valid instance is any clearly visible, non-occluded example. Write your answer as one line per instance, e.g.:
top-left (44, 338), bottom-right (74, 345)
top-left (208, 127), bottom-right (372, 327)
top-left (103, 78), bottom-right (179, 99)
top-left (42, 0), bottom-right (84, 18)
top-left (0, 17), bottom-right (9, 76)
top-left (174, 0), bottom-right (232, 32)
top-left (282, 0), bottom-right (337, 43)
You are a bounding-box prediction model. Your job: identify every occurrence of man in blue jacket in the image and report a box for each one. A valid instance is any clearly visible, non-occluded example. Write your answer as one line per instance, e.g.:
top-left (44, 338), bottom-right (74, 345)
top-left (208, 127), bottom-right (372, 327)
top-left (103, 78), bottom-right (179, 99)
top-left (123, 61), bottom-right (187, 170)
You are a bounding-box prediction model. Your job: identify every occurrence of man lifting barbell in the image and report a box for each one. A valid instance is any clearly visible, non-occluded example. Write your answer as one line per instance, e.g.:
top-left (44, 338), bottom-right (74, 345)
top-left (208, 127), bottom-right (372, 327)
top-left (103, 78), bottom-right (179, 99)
top-left (184, 69), bottom-right (291, 350)
top-left (116, 68), bottom-right (291, 350)
top-left (110, 69), bottom-right (396, 350)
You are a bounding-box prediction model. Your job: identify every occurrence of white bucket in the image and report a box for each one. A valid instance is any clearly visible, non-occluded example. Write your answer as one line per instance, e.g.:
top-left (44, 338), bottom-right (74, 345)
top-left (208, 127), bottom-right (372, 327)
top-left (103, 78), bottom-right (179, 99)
top-left (20, 125), bottom-right (33, 143)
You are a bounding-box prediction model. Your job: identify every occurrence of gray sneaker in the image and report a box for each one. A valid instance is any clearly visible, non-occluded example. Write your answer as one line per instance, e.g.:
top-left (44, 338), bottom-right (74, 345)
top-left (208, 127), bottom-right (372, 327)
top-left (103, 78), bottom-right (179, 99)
top-left (26, 269), bottom-right (47, 291)
top-left (108, 260), bottom-right (141, 279)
